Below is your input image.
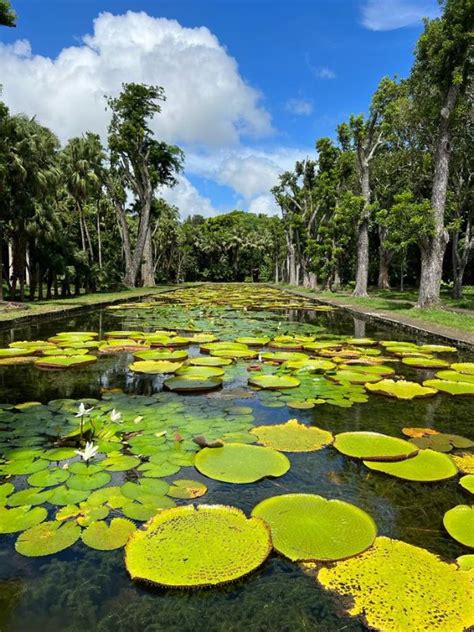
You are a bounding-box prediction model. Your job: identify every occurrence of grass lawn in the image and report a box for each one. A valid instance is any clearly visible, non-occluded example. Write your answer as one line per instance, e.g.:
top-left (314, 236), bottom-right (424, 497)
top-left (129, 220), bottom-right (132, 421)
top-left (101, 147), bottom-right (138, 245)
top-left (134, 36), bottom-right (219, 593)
top-left (278, 284), bottom-right (474, 335)
top-left (0, 286), bottom-right (181, 324)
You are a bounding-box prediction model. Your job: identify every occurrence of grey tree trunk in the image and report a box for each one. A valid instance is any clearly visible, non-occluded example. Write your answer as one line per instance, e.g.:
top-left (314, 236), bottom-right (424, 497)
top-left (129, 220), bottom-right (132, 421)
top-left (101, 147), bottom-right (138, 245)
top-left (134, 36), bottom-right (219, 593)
top-left (377, 226), bottom-right (391, 289)
top-left (141, 226), bottom-right (155, 287)
top-left (353, 163), bottom-right (371, 297)
top-left (417, 84), bottom-right (460, 308)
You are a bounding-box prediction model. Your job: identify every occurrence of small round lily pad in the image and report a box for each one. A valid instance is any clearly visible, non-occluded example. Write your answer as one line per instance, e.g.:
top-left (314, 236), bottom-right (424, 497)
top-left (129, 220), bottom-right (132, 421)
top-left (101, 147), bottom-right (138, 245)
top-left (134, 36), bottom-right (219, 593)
top-left (15, 521), bottom-right (81, 556)
top-left (82, 518), bottom-right (136, 550)
top-left (167, 479), bottom-right (208, 499)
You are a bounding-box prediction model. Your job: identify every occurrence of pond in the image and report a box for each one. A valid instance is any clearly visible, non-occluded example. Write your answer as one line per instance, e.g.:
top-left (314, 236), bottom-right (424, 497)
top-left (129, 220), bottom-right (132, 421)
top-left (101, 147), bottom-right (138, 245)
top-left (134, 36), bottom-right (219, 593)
top-left (0, 284), bottom-right (472, 632)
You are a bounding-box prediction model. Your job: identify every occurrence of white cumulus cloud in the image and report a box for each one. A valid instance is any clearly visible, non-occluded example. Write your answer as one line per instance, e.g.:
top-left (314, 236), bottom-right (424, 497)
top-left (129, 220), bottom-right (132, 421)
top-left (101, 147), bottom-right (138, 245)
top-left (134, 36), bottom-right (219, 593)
top-left (161, 176), bottom-right (217, 218)
top-left (0, 11), bottom-right (272, 145)
top-left (361, 0), bottom-right (440, 31)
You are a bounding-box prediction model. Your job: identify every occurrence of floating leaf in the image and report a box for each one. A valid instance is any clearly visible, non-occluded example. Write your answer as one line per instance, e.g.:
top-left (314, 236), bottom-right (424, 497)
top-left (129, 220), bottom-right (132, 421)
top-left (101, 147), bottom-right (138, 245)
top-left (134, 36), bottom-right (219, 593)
top-left (133, 349), bottom-right (188, 362)
top-left (47, 485), bottom-right (90, 506)
top-left (250, 419), bottom-right (333, 452)
top-left (27, 468), bottom-right (70, 487)
top-left (56, 503), bottom-right (109, 526)
top-left (457, 554), bottom-right (474, 571)
top-left (333, 432), bottom-right (418, 462)
top-left (15, 521), bottom-right (80, 556)
top-left (451, 362), bottom-right (474, 375)
top-left (452, 453), bottom-right (474, 474)
top-left (409, 433), bottom-right (473, 453)
top-left (0, 506), bottom-right (47, 534)
top-left (402, 427), bottom-right (440, 438)
top-left (316, 536), bottom-right (473, 632)
top-left (460, 475), bottom-right (474, 494)
top-left (7, 487), bottom-right (52, 507)
top-left (365, 379), bottom-right (438, 400)
top-left (443, 505), bottom-right (474, 548)
top-left (34, 355), bottom-right (97, 370)
top-left (129, 360), bottom-right (183, 374)
top-left (167, 479), bottom-right (208, 499)
top-left (67, 471), bottom-right (112, 491)
top-left (435, 370), bottom-right (474, 384)
top-left (189, 356), bottom-right (232, 367)
top-left (252, 494), bottom-right (376, 561)
top-left (364, 449), bottom-right (458, 481)
top-left (423, 379), bottom-right (474, 396)
top-left (101, 455), bottom-right (141, 471)
top-left (235, 337), bottom-right (270, 346)
top-left (248, 374), bottom-right (300, 390)
top-left (402, 357), bottom-right (449, 369)
top-left (0, 483), bottom-right (14, 507)
top-left (164, 376), bottom-right (223, 392)
top-left (125, 505), bottom-right (272, 587)
top-left (82, 518), bottom-right (136, 550)
top-left (261, 351), bottom-right (309, 364)
top-left (194, 443), bottom-right (290, 483)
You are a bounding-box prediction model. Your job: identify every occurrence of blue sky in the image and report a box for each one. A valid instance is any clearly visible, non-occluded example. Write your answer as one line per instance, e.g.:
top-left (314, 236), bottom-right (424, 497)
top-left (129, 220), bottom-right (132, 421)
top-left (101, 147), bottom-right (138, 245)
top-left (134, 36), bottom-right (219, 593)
top-left (0, 0), bottom-right (439, 216)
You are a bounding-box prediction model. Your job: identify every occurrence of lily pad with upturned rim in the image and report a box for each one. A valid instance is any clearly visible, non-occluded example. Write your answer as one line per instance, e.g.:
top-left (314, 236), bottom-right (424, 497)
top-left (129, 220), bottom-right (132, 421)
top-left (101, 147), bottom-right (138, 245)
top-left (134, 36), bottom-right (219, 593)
top-left (333, 432), bottom-right (418, 462)
top-left (194, 443), bottom-right (290, 483)
top-left (365, 379), bottom-right (438, 400)
top-left (34, 355), bottom-right (97, 370)
top-left (128, 360), bottom-right (183, 374)
top-left (250, 420), bottom-right (333, 452)
top-left (423, 379), bottom-right (474, 396)
top-left (316, 536), bottom-right (474, 632)
top-left (443, 505), bottom-right (474, 548)
top-left (460, 475), bottom-right (474, 494)
top-left (252, 493), bottom-right (377, 561)
top-left (164, 376), bottom-right (223, 392)
top-left (363, 449), bottom-right (458, 482)
top-left (124, 504), bottom-right (272, 588)
top-left (248, 374), bottom-right (300, 390)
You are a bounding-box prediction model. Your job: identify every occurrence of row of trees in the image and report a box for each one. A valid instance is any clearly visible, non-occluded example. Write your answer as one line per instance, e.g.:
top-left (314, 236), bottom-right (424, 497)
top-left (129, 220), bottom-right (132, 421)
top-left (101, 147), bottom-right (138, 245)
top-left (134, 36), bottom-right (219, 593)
top-left (273, 0), bottom-right (473, 305)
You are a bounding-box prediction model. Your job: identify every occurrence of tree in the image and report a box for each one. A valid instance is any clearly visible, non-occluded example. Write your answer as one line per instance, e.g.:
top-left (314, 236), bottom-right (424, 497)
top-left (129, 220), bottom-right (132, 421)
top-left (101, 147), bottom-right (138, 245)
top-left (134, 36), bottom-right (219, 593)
top-left (106, 83), bottom-right (184, 287)
top-left (0, 0), bottom-right (15, 27)
top-left (338, 77), bottom-right (400, 297)
top-left (410, 0), bottom-right (473, 307)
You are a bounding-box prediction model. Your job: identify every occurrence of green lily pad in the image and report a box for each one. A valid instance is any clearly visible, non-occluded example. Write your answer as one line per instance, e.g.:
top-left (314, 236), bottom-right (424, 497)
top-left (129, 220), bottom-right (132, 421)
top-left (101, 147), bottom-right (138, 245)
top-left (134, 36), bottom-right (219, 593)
top-left (87, 486), bottom-right (129, 508)
top-left (423, 379), bottom-right (474, 396)
top-left (0, 506), bottom-right (47, 533)
top-left (188, 356), bottom-right (232, 367)
top-left (409, 433), bottom-right (473, 453)
top-left (250, 419), bottom-right (333, 452)
top-left (164, 376), bottom-right (223, 392)
top-left (235, 337), bottom-right (270, 346)
top-left (443, 505), bottom-right (474, 548)
top-left (167, 479), bottom-right (208, 499)
top-left (316, 536), bottom-right (474, 632)
top-left (129, 360), bottom-right (183, 374)
top-left (365, 379), bottom-right (438, 400)
top-left (333, 432), bottom-right (418, 462)
top-left (67, 471), bottom-right (112, 491)
top-left (457, 554), bottom-right (474, 571)
top-left (460, 475), bottom-right (474, 494)
top-left (248, 374), bottom-right (301, 390)
top-left (418, 344), bottom-right (457, 353)
top-left (56, 502), bottom-right (109, 526)
top-left (133, 349), bottom-right (188, 362)
top-left (43, 448), bottom-right (78, 461)
top-left (328, 370), bottom-right (385, 385)
top-left (451, 362), bottom-right (474, 375)
top-left (402, 357), bottom-right (449, 369)
top-left (175, 365), bottom-right (225, 378)
top-left (435, 370), bottom-right (474, 384)
top-left (82, 518), bottom-right (136, 550)
top-left (194, 443), bottom-right (290, 483)
top-left (364, 449), bottom-right (458, 481)
top-left (1, 459), bottom-right (49, 476)
top-left (125, 505), bottom-right (272, 588)
top-left (47, 485), bottom-right (90, 506)
top-left (121, 479), bottom-right (170, 499)
top-left (261, 351), bottom-right (309, 364)
top-left (285, 359), bottom-right (336, 371)
top-left (0, 483), bottom-right (14, 507)
top-left (121, 501), bottom-right (162, 521)
top-left (27, 468), bottom-right (70, 487)
top-left (7, 488), bottom-right (52, 507)
top-left (15, 521), bottom-right (81, 556)
top-left (34, 355), bottom-right (97, 370)
top-left (252, 493), bottom-right (377, 561)
top-left (101, 455), bottom-right (141, 471)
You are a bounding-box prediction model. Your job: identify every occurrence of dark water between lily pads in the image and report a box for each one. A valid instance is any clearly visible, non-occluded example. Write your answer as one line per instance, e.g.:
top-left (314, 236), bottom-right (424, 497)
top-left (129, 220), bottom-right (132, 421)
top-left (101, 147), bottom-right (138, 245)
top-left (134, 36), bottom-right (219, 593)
top-left (0, 285), bottom-right (472, 632)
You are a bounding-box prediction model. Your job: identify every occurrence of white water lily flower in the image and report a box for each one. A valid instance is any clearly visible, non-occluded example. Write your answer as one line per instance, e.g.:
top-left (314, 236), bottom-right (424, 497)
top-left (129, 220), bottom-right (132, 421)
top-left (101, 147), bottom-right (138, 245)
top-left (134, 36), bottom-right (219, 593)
top-left (109, 409), bottom-right (122, 423)
top-left (258, 354), bottom-right (263, 362)
top-left (75, 441), bottom-right (98, 462)
top-left (75, 402), bottom-right (94, 418)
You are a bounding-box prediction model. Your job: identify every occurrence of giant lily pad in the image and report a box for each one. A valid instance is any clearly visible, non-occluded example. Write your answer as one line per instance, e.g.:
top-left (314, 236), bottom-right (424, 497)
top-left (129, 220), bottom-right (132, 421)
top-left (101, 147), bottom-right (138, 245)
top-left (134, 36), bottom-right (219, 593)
top-left (460, 475), bottom-right (474, 494)
top-left (82, 518), bottom-right (136, 550)
top-left (175, 365), bottom-right (225, 378)
top-left (250, 419), bottom-right (333, 452)
top-left (443, 505), bottom-right (474, 548)
top-left (333, 432), bottom-right (418, 462)
top-left (189, 356), bottom-right (232, 367)
top-left (194, 443), bottom-right (290, 483)
top-left (316, 536), bottom-right (474, 632)
top-left (133, 349), bottom-right (188, 362)
top-left (128, 360), bottom-right (183, 374)
top-left (0, 506), bottom-right (47, 534)
top-left (402, 357), bottom-right (449, 369)
top-left (235, 337), bottom-right (270, 346)
top-left (423, 379), bottom-right (474, 396)
top-left (252, 494), bottom-right (376, 561)
top-left (452, 453), bottom-right (474, 474)
top-left (451, 362), bottom-right (474, 375)
top-left (164, 375), bottom-right (223, 392)
top-left (364, 449), bottom-right (458, 481)
top-left (248, 374), bottom-right (300, 390)
top-left (34, 355), bottom-right (97, 370)
top-left (261, 351), bottom-right (309, 364)
top-left (15, 521), bottom-right (80, 556)
top-left (435, 370), bottom-right (474, 384)
top-left (365, 379), bottom-right (438, 400)
top-left (124, 504), bottom-right (272, 587)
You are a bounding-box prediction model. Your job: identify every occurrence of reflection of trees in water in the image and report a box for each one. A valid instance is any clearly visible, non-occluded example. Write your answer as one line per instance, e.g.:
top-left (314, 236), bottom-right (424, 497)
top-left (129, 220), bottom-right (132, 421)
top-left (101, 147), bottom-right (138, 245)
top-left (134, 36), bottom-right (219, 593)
top-left (353, 317), bottom-right (366, 339)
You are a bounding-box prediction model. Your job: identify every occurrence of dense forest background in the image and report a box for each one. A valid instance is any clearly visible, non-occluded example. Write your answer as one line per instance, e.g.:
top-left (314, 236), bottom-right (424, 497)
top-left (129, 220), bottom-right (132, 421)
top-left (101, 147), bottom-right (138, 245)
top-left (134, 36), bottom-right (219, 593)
top-left (0, 0), bottom-right (472, 306)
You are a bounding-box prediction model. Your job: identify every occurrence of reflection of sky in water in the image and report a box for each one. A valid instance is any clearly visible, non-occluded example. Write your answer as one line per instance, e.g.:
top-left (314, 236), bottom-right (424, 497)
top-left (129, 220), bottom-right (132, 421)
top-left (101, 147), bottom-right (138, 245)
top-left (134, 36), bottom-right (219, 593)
top-left (0, 295), bottom-right (472, 631)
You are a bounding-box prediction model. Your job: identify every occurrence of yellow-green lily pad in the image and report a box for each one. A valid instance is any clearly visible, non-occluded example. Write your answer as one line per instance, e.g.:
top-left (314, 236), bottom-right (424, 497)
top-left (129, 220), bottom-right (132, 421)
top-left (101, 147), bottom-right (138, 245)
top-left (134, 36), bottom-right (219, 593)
top-left (248, 374), bottom-right (300, 390)
top-left (443, 505), bottom-right (474, 548)
top-left (0, 506), bottom-right (47, 534)
top-left (363, 449), bottom-right (458, 481)
top-left (423, 379), bottom-right (474, 396)
top-left (82, 517), bottom-right (136, 550)
top-left (15, 521), bottom-right (81, 556)
top-left (333, 432), bottom-right (418, 462)
top-left (365, 379), bottom-right (438, 400)
top-left (250, 419), bottom-right (333, 452)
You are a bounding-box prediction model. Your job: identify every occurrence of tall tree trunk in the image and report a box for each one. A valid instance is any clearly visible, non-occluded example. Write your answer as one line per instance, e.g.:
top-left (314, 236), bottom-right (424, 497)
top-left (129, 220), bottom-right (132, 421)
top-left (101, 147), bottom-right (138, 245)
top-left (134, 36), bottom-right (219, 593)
top-left (353, 163), bottom-right (371, 297)
top-left (377, 226), bottom-right (391, 289)
top-left (417, 84), bottom-right (459, 308)
top-left (97, 210), bottom-right (103, 269)
top-left (141, 226), bottom-right (155, 287)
